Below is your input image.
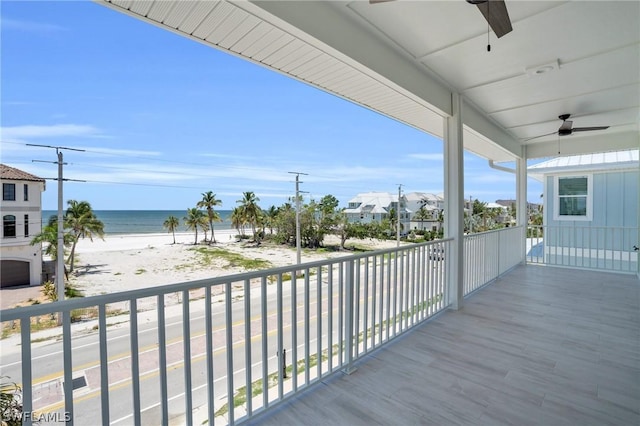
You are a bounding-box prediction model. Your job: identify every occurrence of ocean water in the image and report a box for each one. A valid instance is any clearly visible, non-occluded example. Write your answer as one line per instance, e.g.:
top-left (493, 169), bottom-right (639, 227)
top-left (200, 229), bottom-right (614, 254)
top-left (42, 210), bottom-right (234, 235)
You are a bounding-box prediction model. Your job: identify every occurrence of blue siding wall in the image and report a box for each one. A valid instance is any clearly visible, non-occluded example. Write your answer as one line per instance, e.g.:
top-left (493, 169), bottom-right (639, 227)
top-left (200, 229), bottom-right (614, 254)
top-left (544, 169), bottom-right (638, 254)
top-left (545, 170), bottom-right (638, 228)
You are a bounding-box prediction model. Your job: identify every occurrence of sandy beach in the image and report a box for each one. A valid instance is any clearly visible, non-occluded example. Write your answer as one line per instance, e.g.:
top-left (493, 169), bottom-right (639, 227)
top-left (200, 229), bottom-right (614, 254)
top-left (64, 229), bottom-right (399, 299)
top-left (0, 228), bottom-right (402, 311)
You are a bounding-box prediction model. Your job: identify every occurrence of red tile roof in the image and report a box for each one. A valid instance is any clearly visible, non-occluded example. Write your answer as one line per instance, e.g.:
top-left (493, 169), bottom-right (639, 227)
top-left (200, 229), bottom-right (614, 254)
top-left (1, 164), bottom-right (45, 182)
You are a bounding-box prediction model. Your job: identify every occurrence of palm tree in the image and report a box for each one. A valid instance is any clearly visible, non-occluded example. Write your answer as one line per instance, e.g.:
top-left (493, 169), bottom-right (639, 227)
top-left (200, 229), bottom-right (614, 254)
top-left (65, 200), bottom-right (105, 273)
top-left (163, 215), bottom-right (180, 244)
top-left (237, 191), bottom-right (261, 239)
top-left (230, 207), bottom-right (245, 237)
top-left (30, 215), bottom-right (73, 260)
top-left (414, 206), bottom-right (432, 230)
top-left (265, 205), bottom-right (279, 234)
top-left (197, 191), bottom-right (222, 244)
top-left (184, 208), bottom-right (207, 244)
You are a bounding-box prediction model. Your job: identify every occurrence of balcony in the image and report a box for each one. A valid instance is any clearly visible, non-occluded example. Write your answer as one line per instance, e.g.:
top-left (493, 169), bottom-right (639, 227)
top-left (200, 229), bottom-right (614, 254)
top-left (1, 227), bottom-right (638, 425)
top-left (253, 264), bottom-right (639, 425)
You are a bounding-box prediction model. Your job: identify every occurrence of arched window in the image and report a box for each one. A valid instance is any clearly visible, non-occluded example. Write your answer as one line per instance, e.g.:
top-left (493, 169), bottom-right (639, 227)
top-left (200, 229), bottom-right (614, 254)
top-left (3, 215), bottom-right (16, 237)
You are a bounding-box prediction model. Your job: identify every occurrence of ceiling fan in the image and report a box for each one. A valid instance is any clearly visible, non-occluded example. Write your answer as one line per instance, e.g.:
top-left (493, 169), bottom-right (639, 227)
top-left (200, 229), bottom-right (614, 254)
top-left (370, 0), bottom-right (513, 39)
top-left (525, 114), bottom-right (610, 142)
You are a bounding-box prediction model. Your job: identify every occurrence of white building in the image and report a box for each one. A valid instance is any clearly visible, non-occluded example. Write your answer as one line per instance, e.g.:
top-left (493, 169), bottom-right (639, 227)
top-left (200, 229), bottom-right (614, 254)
top-left (1, 164), bottom-right (46, 287)
top-left (344, 191), bottom-right (411, 232)
top-left (405, 192), bottom-right (444, 231)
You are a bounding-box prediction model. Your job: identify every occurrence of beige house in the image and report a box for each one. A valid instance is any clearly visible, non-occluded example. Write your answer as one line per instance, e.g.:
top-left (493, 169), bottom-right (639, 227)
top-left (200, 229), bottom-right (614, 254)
top-left (1, 164), bottom-right (46, 287)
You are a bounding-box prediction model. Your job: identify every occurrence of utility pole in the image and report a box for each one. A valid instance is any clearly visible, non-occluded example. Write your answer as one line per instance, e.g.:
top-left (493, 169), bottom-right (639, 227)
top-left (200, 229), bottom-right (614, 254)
top-left (397, 184), bottom-right (403, 247)
top-left (30, 144), bottom-right (84, 302)
top-left (288, 171), bottom-right (308, 265)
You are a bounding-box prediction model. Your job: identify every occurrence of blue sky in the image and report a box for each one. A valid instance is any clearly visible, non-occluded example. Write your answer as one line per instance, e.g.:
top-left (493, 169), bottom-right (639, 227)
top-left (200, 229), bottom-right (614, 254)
top-left (1, 1), bottom-right (542, 211)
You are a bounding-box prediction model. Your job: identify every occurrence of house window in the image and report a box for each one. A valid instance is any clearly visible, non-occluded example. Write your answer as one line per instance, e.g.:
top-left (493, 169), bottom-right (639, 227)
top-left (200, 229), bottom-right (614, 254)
top-left (24, 184), bottom-right (29, 201)
top-left (3, 215), bottom-right (16, 237)
top-left (555, 175), bottom-right (592, 220)
top-left (24, 214), bottom-right (29, 237)
top-left (3, 183), bottom-right (16, 201)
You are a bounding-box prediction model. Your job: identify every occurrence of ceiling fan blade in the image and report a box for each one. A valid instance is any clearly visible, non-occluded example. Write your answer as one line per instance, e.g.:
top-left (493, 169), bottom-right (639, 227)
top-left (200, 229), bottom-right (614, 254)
top-left (571, 126), bottom-right (610, 132)
top-left (522, 131), bottom-right (558, 142)
top-left (475, 0), bottom-right (513, 38)
top-left (369, 0), bottom-right (394, 3)
top-left (559, 120), bottom-right (573, 131)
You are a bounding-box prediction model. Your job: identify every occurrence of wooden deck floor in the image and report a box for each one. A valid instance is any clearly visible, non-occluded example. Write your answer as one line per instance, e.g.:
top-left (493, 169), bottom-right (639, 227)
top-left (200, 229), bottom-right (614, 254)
top-left (250, 265), bottom-right (639, 425)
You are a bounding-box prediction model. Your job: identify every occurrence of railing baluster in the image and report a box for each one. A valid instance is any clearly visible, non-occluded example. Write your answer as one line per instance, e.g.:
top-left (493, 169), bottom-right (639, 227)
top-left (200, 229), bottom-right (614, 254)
top-left (419, 246), bottom-right (429, 320)
top-left (363, 256), bottom-right (369, 352)
top-left (411, 248), bottom-right (420, 326)
top-left (343, 259), bottom-right (356, 374)
top-left (20, 318), bottom-right (32, 426)
top-left (328, 266), bottom-right (333, 372)
top-left (338, 262), bottom-right (344, 367)
top-left (385, 253), bottom-right (391, 342)
top-left (182, 290), bottom-right (193, 426)
top-left (204, 287), bottom-right (215, 424)
top-left (98, 304), bottom-right (110, 425)
top-left (304, 270), bottom-right (310, 386)
top-left (371, 255), bottom-right (377, 350)
top-left (393, 250), bottom-right (399, 336)
top-left (129, 299), bottom-right (140, 426)
top-left (261, 276), bottom-right (268, 410)
top-left (378, 254), bottom-right (384, 346)
top-left (354, 258), bottom-right (361, 355)
top-left (157, 295), bottom-right (169, 426)
top-left (316, 266), bottom-right (322, 380)
top-left (225, 282), bottom-right (234, 425)
top-left (244, 279), bottom-right (252, 416)
top-left (276, 274), bottom-right (284, 399)
top-left (402, 249), bottom-right (407, 330)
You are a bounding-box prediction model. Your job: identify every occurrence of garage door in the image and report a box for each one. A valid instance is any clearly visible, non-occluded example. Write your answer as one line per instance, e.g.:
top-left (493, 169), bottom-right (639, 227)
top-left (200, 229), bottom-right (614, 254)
top-left (1, 260), bottom-right (30, 288)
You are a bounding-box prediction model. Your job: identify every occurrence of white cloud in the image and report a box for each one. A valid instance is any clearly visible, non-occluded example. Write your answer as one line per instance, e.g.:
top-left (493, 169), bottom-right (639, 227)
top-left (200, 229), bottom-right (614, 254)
top-left (1, 124), bottom-right (102, 141)
top-left (0, 18), bottom-right (66, 33)
top-left (407, 153), bottom-right (443, 161)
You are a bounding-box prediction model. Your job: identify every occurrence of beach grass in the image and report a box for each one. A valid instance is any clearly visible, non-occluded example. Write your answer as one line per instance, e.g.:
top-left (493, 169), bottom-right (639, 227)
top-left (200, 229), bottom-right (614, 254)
top-left (187, 247), bottom-right (272, 270)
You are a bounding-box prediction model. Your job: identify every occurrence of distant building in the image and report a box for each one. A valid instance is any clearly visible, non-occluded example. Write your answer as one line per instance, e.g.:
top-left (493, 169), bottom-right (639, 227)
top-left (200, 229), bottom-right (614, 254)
top-left (405, 192), bottom-right (444, 231)
top-left (344, 191), bottom-right (411, 232)
top-left (495, 199), bottom-right (541, 219)
top-left (1, 164), bottom-right (46, 287)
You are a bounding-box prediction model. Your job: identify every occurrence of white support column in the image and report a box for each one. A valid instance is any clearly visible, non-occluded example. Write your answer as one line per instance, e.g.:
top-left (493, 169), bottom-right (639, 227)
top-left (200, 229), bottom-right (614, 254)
top-left (444, 93), bottom-right (464, 310)
top-left (516, 147), bottom-right (528, 264)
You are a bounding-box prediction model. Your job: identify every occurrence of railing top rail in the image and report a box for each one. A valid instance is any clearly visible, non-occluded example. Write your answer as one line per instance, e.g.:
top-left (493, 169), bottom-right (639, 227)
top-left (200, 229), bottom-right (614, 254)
top-left (527, 225), bottom-right (638, 230)
top-left (464, 225), bottom-right (523, 238)
top-left (0, 238), bottom-right (453, 320)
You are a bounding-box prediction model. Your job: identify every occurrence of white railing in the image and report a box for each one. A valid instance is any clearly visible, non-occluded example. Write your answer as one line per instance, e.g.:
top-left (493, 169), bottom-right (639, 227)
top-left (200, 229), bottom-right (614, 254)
top-left (0, 239), bottom-right (451, 426)
top-left (463, 226), bottom-right (524, 295)
top-left (527, 226), bottom-right (639, 273)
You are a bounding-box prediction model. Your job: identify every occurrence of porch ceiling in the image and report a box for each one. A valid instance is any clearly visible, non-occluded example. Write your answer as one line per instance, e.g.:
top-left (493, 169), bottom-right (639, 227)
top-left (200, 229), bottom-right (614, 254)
top-left (98, 1), bottom-right (639, 161)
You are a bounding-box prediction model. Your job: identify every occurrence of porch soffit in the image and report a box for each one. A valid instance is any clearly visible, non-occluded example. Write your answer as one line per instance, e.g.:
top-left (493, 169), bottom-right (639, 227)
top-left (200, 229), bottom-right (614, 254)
top-left (98, 0), bottom-right (522, 162)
